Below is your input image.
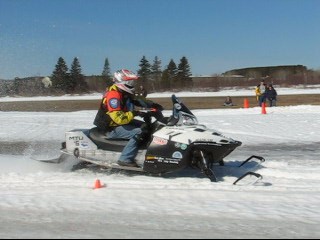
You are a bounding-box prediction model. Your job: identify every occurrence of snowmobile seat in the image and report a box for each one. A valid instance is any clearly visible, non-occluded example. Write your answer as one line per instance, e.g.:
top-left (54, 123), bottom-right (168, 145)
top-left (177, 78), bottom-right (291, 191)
top-left (89, 127), bottom-right (128, 152)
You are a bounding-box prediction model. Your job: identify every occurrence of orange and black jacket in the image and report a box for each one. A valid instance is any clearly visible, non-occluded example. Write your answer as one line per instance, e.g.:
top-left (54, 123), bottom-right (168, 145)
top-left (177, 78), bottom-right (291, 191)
top-left (94, 85), bottom-right (138, 131)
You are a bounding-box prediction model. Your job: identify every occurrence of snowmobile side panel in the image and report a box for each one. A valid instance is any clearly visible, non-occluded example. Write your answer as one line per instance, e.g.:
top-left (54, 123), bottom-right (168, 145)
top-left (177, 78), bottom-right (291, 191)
top-left (143, 136), bottom-right (190, 174)
top-left (65, 130), bottom-right (97, 152)
top-left (190, 141), bottom-right (242, 163)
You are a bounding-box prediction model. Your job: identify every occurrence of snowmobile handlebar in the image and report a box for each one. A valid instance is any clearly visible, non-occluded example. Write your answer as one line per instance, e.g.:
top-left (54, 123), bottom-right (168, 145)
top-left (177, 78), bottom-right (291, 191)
top-left (135, 105), bottom-right (165, 125)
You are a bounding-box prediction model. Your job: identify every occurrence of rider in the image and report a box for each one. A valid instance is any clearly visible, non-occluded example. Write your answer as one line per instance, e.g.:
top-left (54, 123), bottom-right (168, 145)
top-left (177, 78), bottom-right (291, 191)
top-left (93, 69), bottom-right (156, 167)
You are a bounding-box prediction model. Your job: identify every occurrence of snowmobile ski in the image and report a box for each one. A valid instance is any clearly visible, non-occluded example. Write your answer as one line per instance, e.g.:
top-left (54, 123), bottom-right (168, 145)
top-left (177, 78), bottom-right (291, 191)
top-left (233, 171), bottom-right (263, 185)
top-left (238, 155), bottom-right (265, 168)
top-left (232, 155), bottom-right (265, 185)
top-left (31, 154), bottom-right (66, 164)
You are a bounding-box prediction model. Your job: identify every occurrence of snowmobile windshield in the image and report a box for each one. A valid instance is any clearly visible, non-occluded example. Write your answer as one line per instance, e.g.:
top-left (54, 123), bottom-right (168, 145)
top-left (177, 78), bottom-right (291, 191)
top-left (171, 95), bottom-right (198, 126)
top-left (176, 111), bottom-right (198, 126)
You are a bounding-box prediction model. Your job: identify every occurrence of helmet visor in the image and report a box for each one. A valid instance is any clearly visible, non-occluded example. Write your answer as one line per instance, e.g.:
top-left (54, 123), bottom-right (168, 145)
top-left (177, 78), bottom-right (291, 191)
top-left (116, 83), bottom-right (135, 94)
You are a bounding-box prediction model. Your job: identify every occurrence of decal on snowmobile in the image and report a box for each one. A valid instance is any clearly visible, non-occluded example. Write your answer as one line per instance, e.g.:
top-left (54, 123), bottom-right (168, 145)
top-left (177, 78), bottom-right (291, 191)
top-left (158, 159), bottom-right (180, 164)
top-left (152, 136), bottom-right (168, 145)
top-left (147, 156), bottom-right (181, 164)
top-left (195, 139), bottom-right (220, 142)
top-left (193, 142), bottom-right (222, 146)
top-left (80, 142), bottom-right (90, 149)
top-left (180, 144), bottom-right (187, 150)
top-left (69, 136), bottom-right (84, 141)
top-left (174, 143), bottom-right (188, 150)
top-left (172, 151), bottom-right (183, 159)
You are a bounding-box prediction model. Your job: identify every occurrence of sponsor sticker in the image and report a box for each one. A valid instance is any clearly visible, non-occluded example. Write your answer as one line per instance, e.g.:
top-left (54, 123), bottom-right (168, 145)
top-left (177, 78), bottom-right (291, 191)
top-left (80, 142), bottom-right (89, 149)
top-left (175, 142), bottom-right (187, 150)
top-left (172, 151), bottom-right (183, 159)
top-left (156, 157), bottom-right (180, 164)
top-left (195, 138), bottom-right (215, 142)
top-left (180, 144), bottom-right (188, 150)
top-left (152, 136), bottom-right (168, 145)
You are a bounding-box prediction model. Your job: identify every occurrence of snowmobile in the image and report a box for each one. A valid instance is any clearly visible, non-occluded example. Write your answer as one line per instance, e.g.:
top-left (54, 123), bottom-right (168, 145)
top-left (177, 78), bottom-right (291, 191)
top-left (60, 95), bottom-right (265, 184)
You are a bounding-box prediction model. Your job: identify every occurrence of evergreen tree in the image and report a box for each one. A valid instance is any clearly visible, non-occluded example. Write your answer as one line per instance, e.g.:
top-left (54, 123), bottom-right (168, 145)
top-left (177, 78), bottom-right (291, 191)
top-left (101, 58), bottom-right (113, 86)
top-left (101, 58), bottom-right (112, 84)
top-left (177, 56), bottom-right (192, 89)
top-left (70, 57), bottom-right (88, 93)
top-left (160, 69), bottom-right (170, 90)
top-left (166, 59), bottom-right (178, 89)
top-left (137, 56), bottom-right (152, 88)
top-left (150, 56), bottom-right (162, 91)
top-left (102, 58), bottom-right (111, 77)
top-left (51, 57), bottom-right (69, 92)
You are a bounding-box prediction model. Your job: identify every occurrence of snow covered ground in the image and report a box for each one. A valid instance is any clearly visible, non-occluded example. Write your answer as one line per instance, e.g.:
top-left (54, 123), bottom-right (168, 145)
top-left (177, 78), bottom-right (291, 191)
top-left (1, 92), bottom-right (320, 238)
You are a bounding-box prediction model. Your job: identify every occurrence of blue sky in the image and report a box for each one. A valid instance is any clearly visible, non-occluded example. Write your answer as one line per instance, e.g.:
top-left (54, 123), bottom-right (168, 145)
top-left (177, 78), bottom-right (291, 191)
top-left (0, 0), bottom-right (320, 79)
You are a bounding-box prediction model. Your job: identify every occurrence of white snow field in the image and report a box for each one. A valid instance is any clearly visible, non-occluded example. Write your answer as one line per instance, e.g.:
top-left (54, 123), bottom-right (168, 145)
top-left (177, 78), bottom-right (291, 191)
top-left (0, 91), bottom-right (320, 238)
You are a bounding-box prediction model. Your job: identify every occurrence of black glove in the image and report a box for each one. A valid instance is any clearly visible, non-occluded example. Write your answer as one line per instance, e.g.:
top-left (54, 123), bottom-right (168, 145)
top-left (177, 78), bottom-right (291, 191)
top-left (151, 103), bottom-right (164, 111)
top-left (132, 110), bottom-right (146, 117)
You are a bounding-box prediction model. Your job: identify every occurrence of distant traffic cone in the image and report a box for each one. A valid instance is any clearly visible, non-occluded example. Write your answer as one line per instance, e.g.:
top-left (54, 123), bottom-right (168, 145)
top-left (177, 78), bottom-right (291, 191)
top-left (93, 179), bottom-right (105, 189)
top-left (244, 98), bottom-right (249, 108)
top-left (261, 102), bottom-right (267, 114)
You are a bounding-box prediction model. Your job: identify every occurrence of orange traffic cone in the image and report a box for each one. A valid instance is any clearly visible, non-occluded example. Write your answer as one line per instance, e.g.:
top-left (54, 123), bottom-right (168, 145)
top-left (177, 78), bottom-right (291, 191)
top-left (244, 98), bottom-right (249, 108)
top-left (261, 102), bottom-right (267, 114)
top-left (93, 179), bottom-right (105, 189)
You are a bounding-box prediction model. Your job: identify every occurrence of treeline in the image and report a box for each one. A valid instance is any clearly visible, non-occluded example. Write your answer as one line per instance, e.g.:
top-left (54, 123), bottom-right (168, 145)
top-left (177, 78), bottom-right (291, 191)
top-left (50, 57), bottom-right (90, 94)
top-left (49, 55), bottom-right (192, 94)
top-left (1, 59), bottom-right (320, 97)
top-left (137, 56), bottom-right (192, 92)
top-left (0, 55), bottom-right (192, 96)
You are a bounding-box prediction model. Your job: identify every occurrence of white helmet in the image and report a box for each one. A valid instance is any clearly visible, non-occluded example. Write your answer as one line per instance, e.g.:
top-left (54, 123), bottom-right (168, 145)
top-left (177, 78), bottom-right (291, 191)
top-left (113, 69), bottom-right (139, 94)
